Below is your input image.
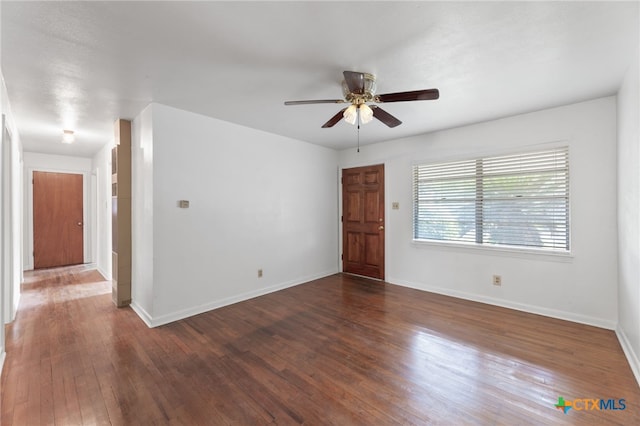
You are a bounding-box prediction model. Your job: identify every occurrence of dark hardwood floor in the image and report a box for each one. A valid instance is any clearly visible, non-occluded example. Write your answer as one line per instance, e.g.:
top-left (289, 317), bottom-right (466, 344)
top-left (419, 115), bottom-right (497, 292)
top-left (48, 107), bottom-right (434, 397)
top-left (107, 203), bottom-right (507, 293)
top-left (1, 266), bottom-right (639, 425)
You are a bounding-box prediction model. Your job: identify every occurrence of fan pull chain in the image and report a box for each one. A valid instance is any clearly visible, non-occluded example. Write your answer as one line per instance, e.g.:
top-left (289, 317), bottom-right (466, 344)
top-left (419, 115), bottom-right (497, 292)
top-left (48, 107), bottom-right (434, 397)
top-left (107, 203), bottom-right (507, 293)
top-left (357, 107), bottom-right (360, 153)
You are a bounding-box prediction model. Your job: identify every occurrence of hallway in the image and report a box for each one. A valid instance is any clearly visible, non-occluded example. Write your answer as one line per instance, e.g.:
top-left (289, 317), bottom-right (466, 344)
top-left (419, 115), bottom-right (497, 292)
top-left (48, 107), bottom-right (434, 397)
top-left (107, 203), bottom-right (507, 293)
top-left (1, 265), bottom-right (127, 424)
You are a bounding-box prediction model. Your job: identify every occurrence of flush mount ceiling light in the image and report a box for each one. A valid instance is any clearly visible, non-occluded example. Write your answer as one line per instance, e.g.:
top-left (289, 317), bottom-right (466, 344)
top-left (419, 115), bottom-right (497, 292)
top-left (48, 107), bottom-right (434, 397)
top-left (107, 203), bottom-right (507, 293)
top-left (62, 129), bottom-right (75, 144)
top-left (284, 71), bottom-right (439, 128)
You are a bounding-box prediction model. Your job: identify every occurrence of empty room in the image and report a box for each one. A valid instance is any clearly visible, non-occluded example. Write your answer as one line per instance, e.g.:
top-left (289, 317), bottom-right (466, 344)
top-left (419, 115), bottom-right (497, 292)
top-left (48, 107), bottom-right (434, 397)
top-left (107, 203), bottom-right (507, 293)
top-left (1, 1), bottom-right (639, 424)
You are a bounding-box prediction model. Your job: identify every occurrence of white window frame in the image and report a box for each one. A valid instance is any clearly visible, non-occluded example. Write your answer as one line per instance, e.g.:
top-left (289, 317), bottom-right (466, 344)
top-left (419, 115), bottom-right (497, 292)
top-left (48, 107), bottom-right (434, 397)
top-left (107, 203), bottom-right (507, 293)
top-left (412, 146), bottom-right (571, 257)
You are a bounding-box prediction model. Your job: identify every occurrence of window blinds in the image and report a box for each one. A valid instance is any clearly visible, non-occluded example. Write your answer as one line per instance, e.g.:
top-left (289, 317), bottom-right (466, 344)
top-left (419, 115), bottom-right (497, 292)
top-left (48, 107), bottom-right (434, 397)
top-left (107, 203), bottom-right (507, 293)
top-left (413, 147), bottom-right (569, 251)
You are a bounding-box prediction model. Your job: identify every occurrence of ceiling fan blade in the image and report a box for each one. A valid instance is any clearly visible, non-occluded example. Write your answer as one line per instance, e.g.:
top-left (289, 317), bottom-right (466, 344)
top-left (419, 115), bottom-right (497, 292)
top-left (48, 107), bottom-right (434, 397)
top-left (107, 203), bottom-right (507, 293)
top-left (376, 88), bottom-right (439, 103)
top-left (372, 106), bottom-right (402, 128)
top-left (284, 99), bottom-right (346, 106)
top-left (321, 108), bottom-right (347, 128)
top-left (343, 71), bottom-right (365, 95)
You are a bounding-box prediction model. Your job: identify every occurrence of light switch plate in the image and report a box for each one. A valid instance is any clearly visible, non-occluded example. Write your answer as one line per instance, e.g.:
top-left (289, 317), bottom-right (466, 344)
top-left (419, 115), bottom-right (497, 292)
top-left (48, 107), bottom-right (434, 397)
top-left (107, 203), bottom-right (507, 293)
top-left (178, 200), bottom-right (190, 208)
top-left (392, 202), bottom-right (400, 210)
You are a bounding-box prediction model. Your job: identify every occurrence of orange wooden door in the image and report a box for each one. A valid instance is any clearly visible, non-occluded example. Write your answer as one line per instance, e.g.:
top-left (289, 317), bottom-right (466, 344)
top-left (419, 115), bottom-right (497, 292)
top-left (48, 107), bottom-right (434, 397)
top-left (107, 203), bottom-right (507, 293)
top-left (33, 171), bottom-right (84, 269)
top-left (342, 164), bottom-right (385, 279)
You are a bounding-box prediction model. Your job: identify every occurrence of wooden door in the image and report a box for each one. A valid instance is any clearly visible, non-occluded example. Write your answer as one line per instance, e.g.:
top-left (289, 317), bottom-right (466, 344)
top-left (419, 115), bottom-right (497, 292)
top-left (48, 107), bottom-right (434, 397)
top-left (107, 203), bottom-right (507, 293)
top-left (33, 171), bottom-right (84, 269)
top-left (342, 164), bottom-right (385, 279)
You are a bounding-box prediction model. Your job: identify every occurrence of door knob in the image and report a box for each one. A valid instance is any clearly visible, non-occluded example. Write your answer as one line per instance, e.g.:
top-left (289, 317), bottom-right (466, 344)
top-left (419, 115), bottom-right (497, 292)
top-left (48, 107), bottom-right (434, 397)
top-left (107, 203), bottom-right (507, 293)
top-left (77, 222), bottom-right (83, 227)
top-left (379, 225), bottom-right (384, 230)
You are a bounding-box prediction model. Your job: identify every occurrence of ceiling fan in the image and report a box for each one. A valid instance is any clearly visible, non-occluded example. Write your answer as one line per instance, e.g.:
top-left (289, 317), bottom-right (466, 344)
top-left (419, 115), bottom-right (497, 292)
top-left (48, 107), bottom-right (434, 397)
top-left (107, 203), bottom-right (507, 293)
top-left (284, 71), bottom-right (439, 128)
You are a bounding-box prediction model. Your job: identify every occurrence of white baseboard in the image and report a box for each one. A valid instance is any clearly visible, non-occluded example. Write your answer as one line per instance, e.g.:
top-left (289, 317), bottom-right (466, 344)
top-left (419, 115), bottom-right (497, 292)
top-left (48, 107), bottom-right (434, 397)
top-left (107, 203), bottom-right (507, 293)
top-left (616, 325), bottom-right (640, 387)
top-left (388, 276), bottom-right (617, 330)
top-left (11, 293), bottom-right (20, 322)
top-left (96, 265), bottom-right (111, 281)
top-left (134, 269), bottom-right (339, 328)
top-left (130, 301), bottom-right (154, 328)
top-left (0, 350), bottom-right (6, 375)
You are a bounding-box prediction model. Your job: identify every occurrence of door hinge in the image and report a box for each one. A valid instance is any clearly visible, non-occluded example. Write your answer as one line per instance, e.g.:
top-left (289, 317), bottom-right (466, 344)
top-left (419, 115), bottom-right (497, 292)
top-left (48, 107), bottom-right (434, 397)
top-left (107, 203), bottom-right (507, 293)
top-left (341, 253), bottom-right (343, 260)
top-left (341, 215), bottom-right (343, 222)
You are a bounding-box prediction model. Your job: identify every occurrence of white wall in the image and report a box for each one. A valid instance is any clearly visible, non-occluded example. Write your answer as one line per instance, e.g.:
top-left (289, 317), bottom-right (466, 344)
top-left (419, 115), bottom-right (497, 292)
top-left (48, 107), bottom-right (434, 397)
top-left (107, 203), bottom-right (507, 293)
top-left (131, 103), bottom-right (338, 326)
top-left (9, 112), bottom-right (22, 322)
top-left (92, 142), bottom-right (113, 279)
top-left (22, 152), bottom-right (93, 270)
top-left (0, 66), bottom-right (23, 371)
top-left (2, 78), bottom-right (22, 327)
top-left (0, 71), bottom-right (6, 371)
top-left (616, 44), bottom-right (640, 384)
top-left (131, 105), bottom-right (154, 318)
top-left (339, 96), bottom-right (618, 329)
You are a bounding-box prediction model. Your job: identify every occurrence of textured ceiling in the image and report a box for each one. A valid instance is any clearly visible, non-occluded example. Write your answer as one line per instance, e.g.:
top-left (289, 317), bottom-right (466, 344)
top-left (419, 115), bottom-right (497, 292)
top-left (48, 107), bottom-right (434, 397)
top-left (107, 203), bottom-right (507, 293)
top-left (1, 1), bottom-right (638, 157)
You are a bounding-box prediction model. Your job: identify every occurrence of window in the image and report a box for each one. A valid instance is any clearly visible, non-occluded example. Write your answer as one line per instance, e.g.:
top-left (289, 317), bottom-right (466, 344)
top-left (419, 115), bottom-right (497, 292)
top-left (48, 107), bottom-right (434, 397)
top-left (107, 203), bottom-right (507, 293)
top-left (413, 147), bottom-right (569, 252)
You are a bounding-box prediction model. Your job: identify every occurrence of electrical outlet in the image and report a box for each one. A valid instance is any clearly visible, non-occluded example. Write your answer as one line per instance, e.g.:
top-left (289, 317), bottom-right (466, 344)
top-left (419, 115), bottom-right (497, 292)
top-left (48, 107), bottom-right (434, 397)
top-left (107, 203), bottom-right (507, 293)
top-left (258, 269), bottom-right (263, 278)
top-left (492, 275), bottom-right (502, 286)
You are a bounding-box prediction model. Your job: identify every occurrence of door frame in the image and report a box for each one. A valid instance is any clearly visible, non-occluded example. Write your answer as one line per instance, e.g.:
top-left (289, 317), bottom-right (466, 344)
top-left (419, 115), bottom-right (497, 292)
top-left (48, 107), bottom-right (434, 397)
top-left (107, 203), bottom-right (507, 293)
top-left (2, 114), bottom-right (14, 323)
top-left (338, 161), bottom-right (387, 280)
top-left (26, 168), bottom-right (91, 270)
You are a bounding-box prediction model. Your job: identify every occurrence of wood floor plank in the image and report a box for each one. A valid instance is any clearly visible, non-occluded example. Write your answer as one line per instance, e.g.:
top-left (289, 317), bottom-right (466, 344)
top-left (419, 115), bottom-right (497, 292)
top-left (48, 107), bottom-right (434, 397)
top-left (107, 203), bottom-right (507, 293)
top-left (2, 265), bottom-right (640, 425)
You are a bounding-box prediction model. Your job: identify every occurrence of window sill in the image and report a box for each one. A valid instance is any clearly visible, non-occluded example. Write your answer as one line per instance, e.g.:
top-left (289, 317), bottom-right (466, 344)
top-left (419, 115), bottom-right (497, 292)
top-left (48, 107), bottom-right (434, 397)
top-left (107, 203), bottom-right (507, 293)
top-left (411, 239), bottom-right (573, 262)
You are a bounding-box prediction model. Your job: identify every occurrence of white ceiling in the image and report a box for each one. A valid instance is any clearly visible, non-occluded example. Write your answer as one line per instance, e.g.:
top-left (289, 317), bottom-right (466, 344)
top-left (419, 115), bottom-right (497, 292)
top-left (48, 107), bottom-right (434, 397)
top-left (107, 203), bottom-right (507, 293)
top-left (1, 1), bottom-right (638, 157)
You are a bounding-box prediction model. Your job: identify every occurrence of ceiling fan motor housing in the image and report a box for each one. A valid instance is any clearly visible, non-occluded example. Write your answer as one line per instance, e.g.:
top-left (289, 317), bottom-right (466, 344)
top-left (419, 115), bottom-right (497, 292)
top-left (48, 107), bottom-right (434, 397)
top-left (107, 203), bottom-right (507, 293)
top-left (342, 72), bottom-right (377, 104)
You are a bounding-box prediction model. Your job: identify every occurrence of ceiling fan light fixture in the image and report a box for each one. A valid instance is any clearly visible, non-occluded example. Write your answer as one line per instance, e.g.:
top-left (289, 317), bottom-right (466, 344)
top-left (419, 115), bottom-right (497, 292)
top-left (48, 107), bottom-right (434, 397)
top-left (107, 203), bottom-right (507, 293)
top-left (343, 104), bottom-right (358, 125)
top-left (359, 104), bottom-right (373, 124)
top-left (62, 129), bottom-right (75, 144)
